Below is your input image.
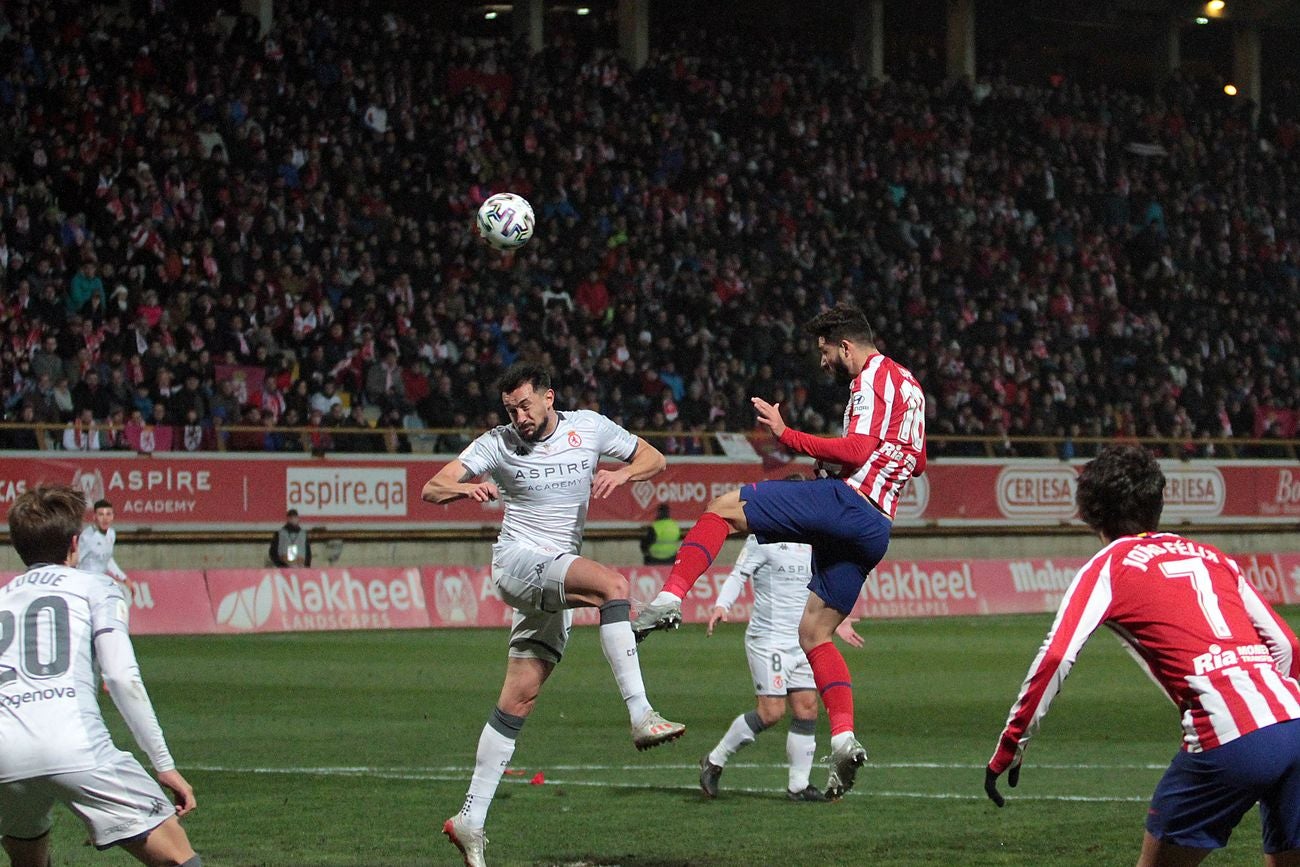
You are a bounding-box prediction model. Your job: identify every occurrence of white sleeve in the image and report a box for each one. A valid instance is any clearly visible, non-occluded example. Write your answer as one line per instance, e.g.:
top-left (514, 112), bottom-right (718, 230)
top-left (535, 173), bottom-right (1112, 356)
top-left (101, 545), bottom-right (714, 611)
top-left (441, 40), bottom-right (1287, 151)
top-left (587, 411), bottom-right (638, 462)
top-left (91, 583), bottom-right (174, 772)
top-left (716, 537), bottom-right (761, 611)
top-left (457, 431), bottom-right (501, 478)
top-left (1232, 559), bottom-right (1300, 678)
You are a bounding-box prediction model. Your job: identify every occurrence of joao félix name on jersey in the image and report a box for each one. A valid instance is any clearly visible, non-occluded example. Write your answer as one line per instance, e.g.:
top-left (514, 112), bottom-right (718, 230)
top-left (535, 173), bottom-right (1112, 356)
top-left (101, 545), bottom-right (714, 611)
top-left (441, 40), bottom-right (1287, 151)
top-left (1121, 538), bottom-right (1221, 570)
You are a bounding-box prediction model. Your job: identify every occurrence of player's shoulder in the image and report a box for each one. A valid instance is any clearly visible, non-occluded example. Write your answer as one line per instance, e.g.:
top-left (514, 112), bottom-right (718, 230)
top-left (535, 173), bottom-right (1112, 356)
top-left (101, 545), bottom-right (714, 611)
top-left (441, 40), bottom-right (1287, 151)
top-left (563, 409), bottom-right (613, 430)
top-left (6, 564), bottom-right (110, 597)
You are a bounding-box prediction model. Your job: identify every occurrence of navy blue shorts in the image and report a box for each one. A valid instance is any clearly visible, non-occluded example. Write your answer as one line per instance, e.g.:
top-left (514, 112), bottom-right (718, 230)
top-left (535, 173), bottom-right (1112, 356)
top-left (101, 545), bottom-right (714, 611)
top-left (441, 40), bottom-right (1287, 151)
top-left (738, 477), bottom-right (891, 615)
top-left (1147, 718), bottom-right (1300, 853)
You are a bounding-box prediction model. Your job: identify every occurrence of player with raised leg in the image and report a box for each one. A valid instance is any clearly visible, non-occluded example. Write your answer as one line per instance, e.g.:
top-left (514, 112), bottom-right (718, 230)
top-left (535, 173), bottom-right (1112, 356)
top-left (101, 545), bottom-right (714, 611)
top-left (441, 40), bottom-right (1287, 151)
top-left (701, 518), bottom-right (864, 802)
top-left (986, 445), bottom-right (1300, 866)
top-left (0, 486), bottom-right (200, 867)
top-left (634, 304), bottom-right (926, 799)
top-left (422, 363), bottom-right (685, 867)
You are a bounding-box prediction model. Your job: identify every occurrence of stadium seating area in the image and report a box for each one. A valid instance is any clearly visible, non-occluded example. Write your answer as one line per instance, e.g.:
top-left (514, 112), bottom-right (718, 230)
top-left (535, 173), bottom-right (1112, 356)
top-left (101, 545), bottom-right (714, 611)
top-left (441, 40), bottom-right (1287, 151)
top-left (1, 0), bottom-right (1298, 456)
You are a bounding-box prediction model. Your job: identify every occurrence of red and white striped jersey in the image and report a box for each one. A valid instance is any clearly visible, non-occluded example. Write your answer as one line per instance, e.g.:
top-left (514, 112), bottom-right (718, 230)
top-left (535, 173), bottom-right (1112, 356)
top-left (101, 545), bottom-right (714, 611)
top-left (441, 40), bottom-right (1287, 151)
top-left (991, 533), bottom-right (1300, 773)
top-left (841, 354), bottom-right (926, 519)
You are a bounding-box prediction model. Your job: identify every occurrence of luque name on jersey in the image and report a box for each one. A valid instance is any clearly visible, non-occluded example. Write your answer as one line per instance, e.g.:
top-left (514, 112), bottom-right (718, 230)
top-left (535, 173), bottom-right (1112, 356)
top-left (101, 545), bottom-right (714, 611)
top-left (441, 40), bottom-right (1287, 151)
top-left (1192, 642), bottom-right (1274, 676)
top-left (2, 570), bottom-right (64, 592)
top-left (1121, 539), bottom-right (1221, 571)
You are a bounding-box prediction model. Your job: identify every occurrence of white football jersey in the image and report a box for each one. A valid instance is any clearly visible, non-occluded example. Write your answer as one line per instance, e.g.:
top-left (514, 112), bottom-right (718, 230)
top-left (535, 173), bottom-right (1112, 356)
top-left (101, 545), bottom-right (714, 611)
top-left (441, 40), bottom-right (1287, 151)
top-left (76, 526), bottom-right (124, 580)
top-left (717, 535), bottom-right (814, 644)
top-left (0, 565), bottom-right (132, 782)
top-left (459, 410), bottom-right (639, 553)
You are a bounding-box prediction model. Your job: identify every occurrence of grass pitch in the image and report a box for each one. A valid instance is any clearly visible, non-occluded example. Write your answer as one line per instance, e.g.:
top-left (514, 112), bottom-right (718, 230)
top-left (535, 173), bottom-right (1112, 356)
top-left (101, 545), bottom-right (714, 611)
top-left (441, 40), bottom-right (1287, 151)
top-left (49, 611), bottom-right (1297, 866)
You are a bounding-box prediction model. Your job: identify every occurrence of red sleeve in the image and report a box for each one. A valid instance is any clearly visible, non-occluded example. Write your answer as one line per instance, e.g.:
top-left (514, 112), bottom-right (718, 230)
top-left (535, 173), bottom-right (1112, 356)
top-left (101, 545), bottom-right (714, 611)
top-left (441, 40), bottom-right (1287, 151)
top-left (778, 428), bottom-right (879, 464)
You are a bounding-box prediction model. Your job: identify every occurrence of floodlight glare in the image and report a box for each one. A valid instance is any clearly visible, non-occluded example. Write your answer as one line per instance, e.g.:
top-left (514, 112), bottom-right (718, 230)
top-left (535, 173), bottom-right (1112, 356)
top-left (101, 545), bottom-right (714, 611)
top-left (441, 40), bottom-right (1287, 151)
top-left (1206, 0), bottom-right (1225, 12)
top-left (1224, 83), bottom-right (1238, 96)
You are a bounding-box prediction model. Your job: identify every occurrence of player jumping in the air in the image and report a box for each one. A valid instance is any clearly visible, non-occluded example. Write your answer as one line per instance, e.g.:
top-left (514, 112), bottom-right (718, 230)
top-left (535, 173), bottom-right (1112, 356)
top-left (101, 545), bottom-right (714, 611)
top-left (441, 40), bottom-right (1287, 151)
top-left (634, 303), bottom-right (926, 799)
top-left (422, 363), bottom-right (684, 867)
top-left (986, 444), bottom-right (1300, 866)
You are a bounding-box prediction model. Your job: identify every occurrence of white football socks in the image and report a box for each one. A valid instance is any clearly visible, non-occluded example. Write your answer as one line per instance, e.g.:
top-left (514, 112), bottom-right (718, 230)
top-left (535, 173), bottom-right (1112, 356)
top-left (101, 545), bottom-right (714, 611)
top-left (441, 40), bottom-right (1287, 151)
top-left (460, 710), bottom-right (521, 829)
top-left (786, 725), bottom-right (817, 792)
top-left (708, 710), bottom-right (768, 767)
top-left (599, 601), bottom-right (653, 722)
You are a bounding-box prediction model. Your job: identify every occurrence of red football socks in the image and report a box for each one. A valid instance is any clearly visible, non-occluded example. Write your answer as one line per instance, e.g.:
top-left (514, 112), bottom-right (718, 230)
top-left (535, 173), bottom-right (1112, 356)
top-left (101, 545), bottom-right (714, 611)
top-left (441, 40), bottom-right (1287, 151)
top-left (662, 512), bottom-right (731, 598)
top-left (808, 641), bottom-right (855, 736)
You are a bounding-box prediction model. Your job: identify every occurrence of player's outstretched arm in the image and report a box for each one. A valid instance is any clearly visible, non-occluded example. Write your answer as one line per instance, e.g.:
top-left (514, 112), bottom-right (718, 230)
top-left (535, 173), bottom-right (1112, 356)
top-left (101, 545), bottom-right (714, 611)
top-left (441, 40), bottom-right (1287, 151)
top-left (422, 459), bottom-right (498, 504)
top-left (751, 397), bottom-right (879, 464)
top-left (593, 437), bottom-right (665, 499)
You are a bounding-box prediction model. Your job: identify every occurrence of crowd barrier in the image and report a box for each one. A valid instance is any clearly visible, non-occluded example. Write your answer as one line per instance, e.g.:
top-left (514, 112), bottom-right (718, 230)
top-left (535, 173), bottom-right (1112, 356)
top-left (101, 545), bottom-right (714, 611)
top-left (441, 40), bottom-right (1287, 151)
top-left (2, 455), bottom-right (1300, 530)
top-left (6, 552), bottom-right (1297, 635)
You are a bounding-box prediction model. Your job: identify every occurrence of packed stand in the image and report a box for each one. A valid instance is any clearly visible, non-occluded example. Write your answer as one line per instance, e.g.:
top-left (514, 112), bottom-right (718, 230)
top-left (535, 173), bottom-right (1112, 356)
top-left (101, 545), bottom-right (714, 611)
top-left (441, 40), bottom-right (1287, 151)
top-left (0, 0), bottom-right (1297, 460)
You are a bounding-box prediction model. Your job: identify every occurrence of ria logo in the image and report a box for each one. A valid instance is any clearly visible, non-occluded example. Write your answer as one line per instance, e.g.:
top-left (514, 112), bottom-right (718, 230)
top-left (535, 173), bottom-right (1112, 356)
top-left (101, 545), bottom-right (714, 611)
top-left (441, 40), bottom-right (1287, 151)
top-left (215, 576), bottom-right (274, 630)
top-left (632, 480), bottom-right (656, 509)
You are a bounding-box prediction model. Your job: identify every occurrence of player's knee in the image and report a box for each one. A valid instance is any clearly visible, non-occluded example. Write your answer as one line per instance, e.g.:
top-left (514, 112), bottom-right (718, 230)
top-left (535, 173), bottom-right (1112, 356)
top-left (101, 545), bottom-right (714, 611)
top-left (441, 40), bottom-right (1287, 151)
top-left (593, 568), bottom-right (629, 603)
top-left (756, 705), bottom-right (786, 727)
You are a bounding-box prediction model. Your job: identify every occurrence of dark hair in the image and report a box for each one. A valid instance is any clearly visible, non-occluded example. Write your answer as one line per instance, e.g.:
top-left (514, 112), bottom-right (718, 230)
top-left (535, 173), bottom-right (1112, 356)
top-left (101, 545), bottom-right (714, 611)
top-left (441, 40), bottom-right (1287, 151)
top-left (286, 509), bottom-right (299, 518)
top-left (804, 304), bottom-right (875, 347)
top-left (9, 485), bottom-right (85, 567)
top-left (499, 363), bottom-right (551, 395)
top-left (93, 499), bottom-right (112, 510)
top-left (1076, 445), bottom-right (1165, 540)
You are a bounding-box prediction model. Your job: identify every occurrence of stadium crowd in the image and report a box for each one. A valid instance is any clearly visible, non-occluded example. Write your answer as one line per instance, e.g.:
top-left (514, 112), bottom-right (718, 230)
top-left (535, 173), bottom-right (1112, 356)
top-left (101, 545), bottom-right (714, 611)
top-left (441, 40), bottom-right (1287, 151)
top-left (0, 0), bottom-right (1298, 458)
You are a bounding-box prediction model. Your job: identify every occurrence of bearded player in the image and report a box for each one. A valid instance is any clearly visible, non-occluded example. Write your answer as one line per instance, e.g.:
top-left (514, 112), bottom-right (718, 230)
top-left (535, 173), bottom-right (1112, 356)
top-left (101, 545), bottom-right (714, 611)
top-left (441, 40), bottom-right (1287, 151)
top-left (634, 303), bottom-right (925, 799)
top-left (423, 363), bottom-right (684, 867)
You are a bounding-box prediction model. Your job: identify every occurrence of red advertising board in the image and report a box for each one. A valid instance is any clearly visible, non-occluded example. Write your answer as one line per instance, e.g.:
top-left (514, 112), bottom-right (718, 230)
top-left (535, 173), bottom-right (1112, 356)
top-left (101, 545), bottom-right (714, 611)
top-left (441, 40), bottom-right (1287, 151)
top-left (123, 570), bottom-right (217, 634)
top-left (0, 455), bottom-right (1298, 529)
top-left (3, 553), bottom-right (1298, 634)
top-left (205, 567), bottom-right (431, 633)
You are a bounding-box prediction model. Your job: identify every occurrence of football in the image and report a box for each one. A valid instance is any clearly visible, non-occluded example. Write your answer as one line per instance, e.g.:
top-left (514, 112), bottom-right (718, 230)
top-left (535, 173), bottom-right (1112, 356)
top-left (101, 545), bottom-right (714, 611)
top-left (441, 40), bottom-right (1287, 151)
top-left (476, 192), bottom-right (535, 251)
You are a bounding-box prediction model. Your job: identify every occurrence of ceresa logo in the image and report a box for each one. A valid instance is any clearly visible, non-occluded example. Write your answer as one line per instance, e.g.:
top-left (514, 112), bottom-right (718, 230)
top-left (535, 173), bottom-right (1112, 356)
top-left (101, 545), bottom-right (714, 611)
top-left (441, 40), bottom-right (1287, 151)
top-left (996, 466), bottom-right (1077, 519)
top-left (215, 576), bottom-right (275, 630)
top-left (1162, 467), bottom-right (1224, 517)
top-left (631, 480), bottom-right (656, 509)
top-left (433, 569), bottom-right (479, 624)
top-left (894, 474), bottom-right (929, 522)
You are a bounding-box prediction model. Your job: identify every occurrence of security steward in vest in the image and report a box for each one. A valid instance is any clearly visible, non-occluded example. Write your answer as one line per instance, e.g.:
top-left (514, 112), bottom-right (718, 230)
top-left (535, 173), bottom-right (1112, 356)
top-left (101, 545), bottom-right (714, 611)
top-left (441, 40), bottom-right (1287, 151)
top-left (640, 504), bottom-right (681, 565)
top-left (269, 508), bottom-right (312, 568)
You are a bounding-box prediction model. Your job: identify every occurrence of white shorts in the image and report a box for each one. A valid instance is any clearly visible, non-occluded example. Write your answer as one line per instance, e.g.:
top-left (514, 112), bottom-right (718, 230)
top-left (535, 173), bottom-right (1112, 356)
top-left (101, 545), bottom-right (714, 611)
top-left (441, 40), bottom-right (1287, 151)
top-left (0, 750), bottom-right (171, 848)
top-left (745, 636), bottom-right (815, 696)
top-left (492, 541), bottom-right (579, 664)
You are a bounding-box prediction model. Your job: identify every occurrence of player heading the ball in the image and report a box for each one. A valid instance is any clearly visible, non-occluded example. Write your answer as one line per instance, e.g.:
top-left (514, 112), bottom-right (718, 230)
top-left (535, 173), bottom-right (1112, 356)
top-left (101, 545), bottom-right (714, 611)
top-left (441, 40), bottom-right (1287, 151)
top-left (422, 363), bottom-right (684, 867)
top-left (634, 303), bottom-right (926, 800)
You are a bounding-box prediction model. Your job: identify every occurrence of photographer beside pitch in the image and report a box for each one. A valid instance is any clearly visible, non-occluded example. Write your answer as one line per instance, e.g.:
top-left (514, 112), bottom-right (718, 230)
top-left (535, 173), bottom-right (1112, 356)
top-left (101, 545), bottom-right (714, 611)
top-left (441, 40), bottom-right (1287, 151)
top-left (986, 445), bottom-right (1300, 866)
top-left (0, 485), bottom-right (199, 867)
